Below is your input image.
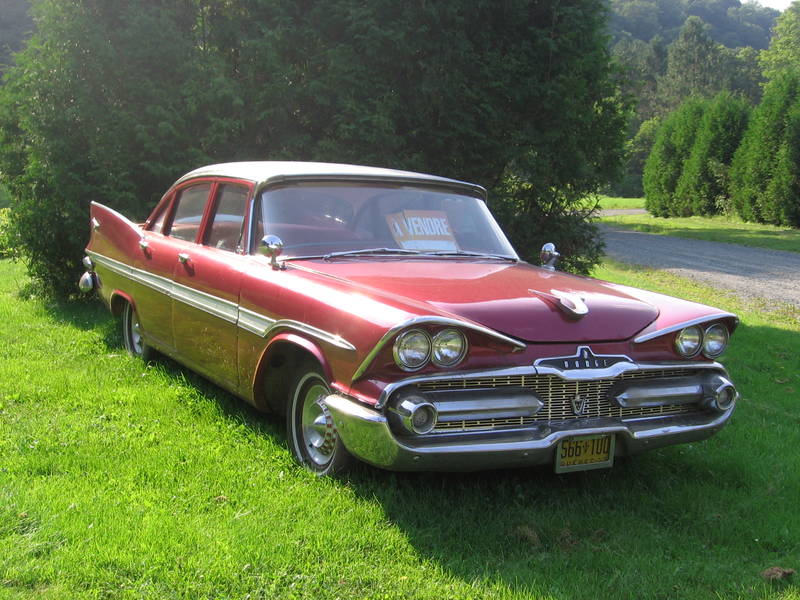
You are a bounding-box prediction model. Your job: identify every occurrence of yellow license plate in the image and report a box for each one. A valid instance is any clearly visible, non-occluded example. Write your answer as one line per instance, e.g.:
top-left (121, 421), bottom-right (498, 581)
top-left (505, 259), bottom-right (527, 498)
top-left (555, 435), bottom-right (615, 473)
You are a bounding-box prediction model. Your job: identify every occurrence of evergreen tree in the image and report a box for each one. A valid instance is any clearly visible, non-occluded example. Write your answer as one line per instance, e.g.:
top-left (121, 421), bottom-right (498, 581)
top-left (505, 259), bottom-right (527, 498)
top-left (643, 97), bottom-right (706, 216)
top-left (730, 72), bottom-right (800, 223)
top-left (674, 92), bottom-right (750, 215)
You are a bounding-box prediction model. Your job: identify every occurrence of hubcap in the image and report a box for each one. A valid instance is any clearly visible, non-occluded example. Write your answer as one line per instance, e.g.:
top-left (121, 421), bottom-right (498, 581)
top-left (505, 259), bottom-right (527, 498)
top-left (300, 382), bottom-right (336, 466)
top-left (129, 311), bottom-right (143, 355)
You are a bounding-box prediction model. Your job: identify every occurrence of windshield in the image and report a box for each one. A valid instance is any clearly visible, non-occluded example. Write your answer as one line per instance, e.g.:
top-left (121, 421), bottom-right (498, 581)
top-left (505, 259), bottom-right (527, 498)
top-left (253, 183), bottom-right (517, 259)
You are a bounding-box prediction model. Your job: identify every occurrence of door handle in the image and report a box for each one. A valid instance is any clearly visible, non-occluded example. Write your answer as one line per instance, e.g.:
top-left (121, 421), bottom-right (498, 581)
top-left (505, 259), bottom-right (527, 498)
top-left (139, 239), bottom-right (150, 251)
top-left (178, 253), bottom-right (191, 264)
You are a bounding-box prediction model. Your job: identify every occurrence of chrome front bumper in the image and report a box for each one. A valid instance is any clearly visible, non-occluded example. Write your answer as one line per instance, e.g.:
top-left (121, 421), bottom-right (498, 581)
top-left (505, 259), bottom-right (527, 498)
top-left (325, 373), bottom-right (737, 472)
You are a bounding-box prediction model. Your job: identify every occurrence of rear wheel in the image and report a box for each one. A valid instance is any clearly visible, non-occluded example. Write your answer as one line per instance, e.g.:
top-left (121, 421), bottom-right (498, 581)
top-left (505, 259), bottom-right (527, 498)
top-left (286, 364), bottom-right (352, 475)
top-left (122, 301), bottom-right (153, 361)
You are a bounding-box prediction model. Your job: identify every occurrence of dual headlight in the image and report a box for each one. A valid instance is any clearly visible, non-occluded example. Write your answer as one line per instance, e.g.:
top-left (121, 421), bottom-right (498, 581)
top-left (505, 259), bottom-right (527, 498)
top-left (393, 328), bottom-right (467, 371)
top-left (675, 323), bottom-right (729, 358)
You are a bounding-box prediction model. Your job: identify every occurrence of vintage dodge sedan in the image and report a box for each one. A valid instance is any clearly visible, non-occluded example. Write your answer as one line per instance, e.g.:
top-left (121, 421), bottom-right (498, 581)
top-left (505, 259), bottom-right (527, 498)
top-left (80, 162), bottom-right (739, 475)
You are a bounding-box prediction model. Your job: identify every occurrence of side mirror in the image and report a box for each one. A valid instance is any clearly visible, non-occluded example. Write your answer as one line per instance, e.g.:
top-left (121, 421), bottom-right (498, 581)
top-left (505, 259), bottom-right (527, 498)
top-left (259, 234), bottom-right (284, 270)
top-left (540, 242), bottom-right (560, 270)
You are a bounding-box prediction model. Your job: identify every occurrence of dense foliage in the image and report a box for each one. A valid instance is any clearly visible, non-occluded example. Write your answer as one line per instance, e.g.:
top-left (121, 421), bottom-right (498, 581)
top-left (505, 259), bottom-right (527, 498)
top-left (759, 2), bottom-right (800, 80)
top-left (644, 93), bottom-right (750, 217)
top-left (0, 0), bottom-right (626, 296)
top-left (674, 92), bottom-right (750, 215)
top-left (643, 97), bottom-right (705, 216)
top-left (608, 0), bottom-right (779, 49)
top-left (611, 15), bottom-right (764, 196)
top-left (730, 72), bottom-right (800, 226)
top-left (0, 0), bottom-right (32, 72)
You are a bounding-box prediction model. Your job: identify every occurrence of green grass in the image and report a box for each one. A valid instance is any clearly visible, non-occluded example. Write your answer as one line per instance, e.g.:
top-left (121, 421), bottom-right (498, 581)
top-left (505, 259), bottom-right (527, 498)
top-left (600, 213), bottom-right (800, 253)
top-left (595, 196), bottom-right (646, 210)
top-left (1, 258), bottom-right (799, 599)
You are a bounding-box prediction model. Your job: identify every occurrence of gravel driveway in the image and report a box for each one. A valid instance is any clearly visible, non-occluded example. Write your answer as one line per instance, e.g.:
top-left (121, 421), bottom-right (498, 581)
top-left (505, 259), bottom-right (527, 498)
top-left (599, 223), bottom-right (800, 309)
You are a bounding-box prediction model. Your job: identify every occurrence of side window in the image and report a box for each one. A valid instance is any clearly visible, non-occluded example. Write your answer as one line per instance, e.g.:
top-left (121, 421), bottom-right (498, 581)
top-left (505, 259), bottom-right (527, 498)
top-left (169, 184), bottom-right (211, 242)
top-left (149, 198), bottom-right (171, 233)
top-left (205, 184), bottom-right (249, 252)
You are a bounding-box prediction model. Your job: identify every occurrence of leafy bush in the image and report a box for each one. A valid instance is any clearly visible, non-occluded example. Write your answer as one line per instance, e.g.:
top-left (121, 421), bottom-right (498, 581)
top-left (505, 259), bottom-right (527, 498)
top-left (673, 92), bottom-right (750, 215)
top-left (643, 97), bottom-right (706, 216)
top-left (490, 175), bottom-right (602, 275)
top-left (730, 72), bottom-right (800, 225)
top-left (0, 207), bottom-right (14, 258)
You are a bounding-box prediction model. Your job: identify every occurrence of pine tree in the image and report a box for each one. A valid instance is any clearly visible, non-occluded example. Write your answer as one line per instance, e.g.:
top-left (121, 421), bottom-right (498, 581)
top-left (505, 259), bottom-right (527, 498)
top-left (730, 72), bottom-right (800, 223)
top-left (674, 92), bottom-right (750, 215)
top-left (643, 97), bottom-right (705, 216)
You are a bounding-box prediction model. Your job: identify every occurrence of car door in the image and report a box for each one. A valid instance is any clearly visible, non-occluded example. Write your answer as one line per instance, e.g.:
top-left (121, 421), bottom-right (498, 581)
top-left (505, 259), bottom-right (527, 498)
top-left (170, 180), bottom-right (252, 392)
top-left (130, 187), bottom-right (208, 353)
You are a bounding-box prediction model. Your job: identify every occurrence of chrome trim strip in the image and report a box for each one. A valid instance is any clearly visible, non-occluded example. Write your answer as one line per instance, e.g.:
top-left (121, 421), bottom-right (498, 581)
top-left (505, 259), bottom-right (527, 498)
top-left (237, 306), bottom-right (276, 337)
top-left (352, 316), bottom-right (527, 383)
top-left (271, 319), bottom-right (357, 352)
top-left (376, 361), bottom-right (727, 409)
top-left (90, 251), bottom-right (355, 351)
top-left (171, 284), bottom-right (238, 324)
top-left (634, 313), bottom-right (738, 344)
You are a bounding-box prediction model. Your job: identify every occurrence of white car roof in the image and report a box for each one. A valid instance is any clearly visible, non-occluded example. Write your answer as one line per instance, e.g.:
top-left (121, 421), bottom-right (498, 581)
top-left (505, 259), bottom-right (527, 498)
top-left (174, 161), bottom-right (486, 197)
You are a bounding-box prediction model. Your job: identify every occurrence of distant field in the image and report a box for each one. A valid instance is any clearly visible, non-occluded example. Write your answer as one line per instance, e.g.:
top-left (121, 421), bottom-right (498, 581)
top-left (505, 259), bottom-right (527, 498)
top-left (1, 258), bottom-right (798, 599)
top-left (595, 196), bottom-right (646, 210)
top-left (600, 212), bottom-right (800, 253)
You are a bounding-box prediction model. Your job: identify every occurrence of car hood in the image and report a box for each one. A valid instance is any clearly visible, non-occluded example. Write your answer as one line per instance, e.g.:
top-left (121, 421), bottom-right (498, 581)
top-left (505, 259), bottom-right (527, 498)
top-left (293, 260), bottom-right (659, 343)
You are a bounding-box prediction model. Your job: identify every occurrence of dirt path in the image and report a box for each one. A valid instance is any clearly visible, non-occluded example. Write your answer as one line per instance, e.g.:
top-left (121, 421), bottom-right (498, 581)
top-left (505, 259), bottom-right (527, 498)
top-left (599, 223), bottom-right (800, 309)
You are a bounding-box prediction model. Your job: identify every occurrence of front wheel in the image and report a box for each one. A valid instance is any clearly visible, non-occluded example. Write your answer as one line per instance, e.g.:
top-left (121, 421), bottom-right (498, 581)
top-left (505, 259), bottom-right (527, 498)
top-left (122, 301), bottom-right (153, 361)
top-left (287, 364), bottom-right (352, 476)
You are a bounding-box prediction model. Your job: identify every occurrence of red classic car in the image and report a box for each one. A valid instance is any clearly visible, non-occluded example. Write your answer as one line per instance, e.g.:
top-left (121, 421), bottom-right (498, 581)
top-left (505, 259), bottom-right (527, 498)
top-left (80, 162), bottom-right (739, 475)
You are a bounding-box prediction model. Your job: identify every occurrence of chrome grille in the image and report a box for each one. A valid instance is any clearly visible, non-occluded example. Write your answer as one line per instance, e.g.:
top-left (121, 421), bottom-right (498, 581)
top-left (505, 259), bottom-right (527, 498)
top-left (416, 369), bottom-right (700, 433)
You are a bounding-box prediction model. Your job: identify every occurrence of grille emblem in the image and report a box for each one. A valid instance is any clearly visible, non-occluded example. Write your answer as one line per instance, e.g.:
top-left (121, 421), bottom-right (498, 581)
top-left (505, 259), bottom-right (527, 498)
top-left (535, 346), bottom-right (631, 372)
top-left (572, 395), bottom-right (588, 416)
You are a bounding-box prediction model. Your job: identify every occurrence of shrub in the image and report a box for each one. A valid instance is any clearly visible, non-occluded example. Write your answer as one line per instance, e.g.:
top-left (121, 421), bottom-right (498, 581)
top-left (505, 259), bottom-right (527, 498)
top-left (0, 207), bottom-right (14, 259)
top-left (490, 175), bottom-right (602, 276)
top-left (643, 97), bottom-right (705, 216)
top-left (673, 92), bottom-right (750, 216)
top-left (730, 72), bottom-right (800, 225)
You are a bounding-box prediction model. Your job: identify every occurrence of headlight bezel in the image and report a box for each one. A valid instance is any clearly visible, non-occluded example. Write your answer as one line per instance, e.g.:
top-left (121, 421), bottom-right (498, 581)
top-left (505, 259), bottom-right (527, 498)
top-left (431, 328), bottom-right (468, 368)
top-left (392, 329), bottom-right (432, 371)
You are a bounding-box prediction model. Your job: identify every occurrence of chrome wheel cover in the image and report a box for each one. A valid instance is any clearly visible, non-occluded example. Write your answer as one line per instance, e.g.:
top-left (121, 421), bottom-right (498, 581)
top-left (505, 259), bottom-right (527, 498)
top-left (130, 313), bottom-right (144, 356)
top-left (300, 381), bottom-right (336, 466)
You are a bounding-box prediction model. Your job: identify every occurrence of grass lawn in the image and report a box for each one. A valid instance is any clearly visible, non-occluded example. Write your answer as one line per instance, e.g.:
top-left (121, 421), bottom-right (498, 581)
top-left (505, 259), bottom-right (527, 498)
top-left (1, 258), bottom-right (799, 599)
top-left (595, 196), bottom-right (646, 210)
top-left (600, 213), bottom-right (800, 254)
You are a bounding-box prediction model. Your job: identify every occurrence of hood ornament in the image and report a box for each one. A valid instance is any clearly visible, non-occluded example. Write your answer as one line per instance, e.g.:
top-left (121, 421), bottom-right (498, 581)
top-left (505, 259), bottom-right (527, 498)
top-left (528, 289), bottom-right (589, 319)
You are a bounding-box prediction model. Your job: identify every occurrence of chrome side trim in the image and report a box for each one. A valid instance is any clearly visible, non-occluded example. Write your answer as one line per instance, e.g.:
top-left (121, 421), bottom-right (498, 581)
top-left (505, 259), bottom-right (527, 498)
top-left (352, 316), bottom-right (527, 383)
top-left (271, 319), bottom-right (357, 351)
top-left (238, 306), bottom-right (276, 336)
top-left (90, 251), bottom-right (355, 351)
top-left (375, 361), bottom-right (727, 409)
top-left (171, 283), bottom-right (238, 324)
top-left (634, 313), bottom-right (738, 344)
